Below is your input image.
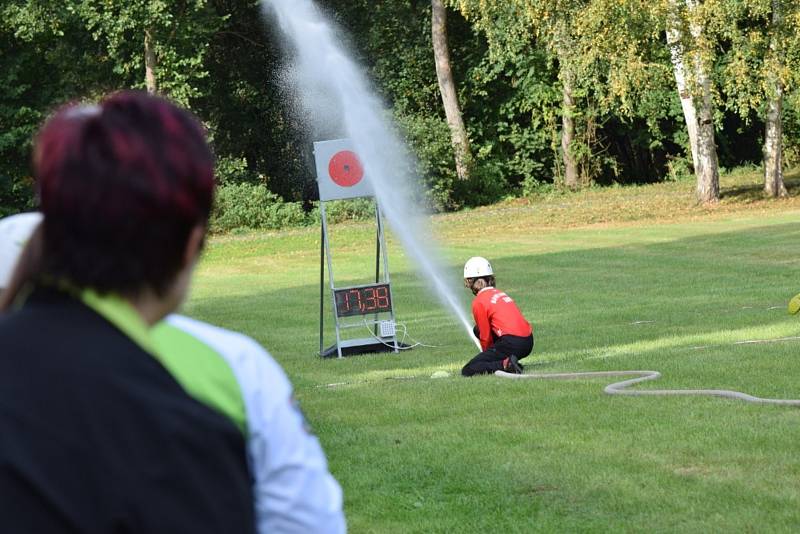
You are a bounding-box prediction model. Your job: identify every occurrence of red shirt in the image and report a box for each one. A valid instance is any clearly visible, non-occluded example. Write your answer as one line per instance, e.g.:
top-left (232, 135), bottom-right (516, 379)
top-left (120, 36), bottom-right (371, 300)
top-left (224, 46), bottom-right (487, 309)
top-left (472, 287), bottom-right (532, 351)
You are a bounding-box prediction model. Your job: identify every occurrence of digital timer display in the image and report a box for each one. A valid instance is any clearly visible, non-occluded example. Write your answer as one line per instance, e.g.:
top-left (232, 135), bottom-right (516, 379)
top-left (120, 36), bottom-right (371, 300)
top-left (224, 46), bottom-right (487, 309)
top-left (334, 284), bottom-right (392, 317)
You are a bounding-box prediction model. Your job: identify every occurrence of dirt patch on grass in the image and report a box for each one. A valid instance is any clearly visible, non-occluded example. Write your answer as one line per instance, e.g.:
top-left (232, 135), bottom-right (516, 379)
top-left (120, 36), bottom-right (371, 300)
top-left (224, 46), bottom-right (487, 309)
top-left (673, 465), bottom-right (713, 478)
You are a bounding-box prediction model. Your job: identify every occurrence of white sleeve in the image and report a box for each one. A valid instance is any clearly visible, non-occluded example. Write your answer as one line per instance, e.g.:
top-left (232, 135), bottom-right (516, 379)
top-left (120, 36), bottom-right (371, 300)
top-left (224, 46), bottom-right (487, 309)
top-left (166, 315), bottom-right (346, 534)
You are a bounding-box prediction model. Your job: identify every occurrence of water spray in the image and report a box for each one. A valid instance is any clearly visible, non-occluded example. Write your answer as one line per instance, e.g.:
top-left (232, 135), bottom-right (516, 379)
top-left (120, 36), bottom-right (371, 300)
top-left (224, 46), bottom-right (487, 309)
top-left (263, 0), bottom-right (480, 351)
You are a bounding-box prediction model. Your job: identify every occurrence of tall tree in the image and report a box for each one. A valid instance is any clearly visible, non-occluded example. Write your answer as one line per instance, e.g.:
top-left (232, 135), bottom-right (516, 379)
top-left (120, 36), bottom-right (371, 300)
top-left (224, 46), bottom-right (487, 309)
top-left (0, 1), bottom-right (116, 214)
top-left (686, 0), bottom-right (720, 203)
top-left (559, 0), bottom-right (684, 183)
top-left (144, 28), bottom-right (157, 94)
top-left (714, 0), bottom-right (800, 198)
top-left (665, 5), bottom-right (700, 172)
top-left (431, 0), bottom-right (472, 181)
top-left (450, 0), bottom-right (590, 189)
top-left (763, 0), bottom-right (788, 197)
top-left (665, 0), bottom-right (719, 203)
top-left (553, 19), bottom-right (580, 188)
top-left (75, 0), bottom-right (220, 106)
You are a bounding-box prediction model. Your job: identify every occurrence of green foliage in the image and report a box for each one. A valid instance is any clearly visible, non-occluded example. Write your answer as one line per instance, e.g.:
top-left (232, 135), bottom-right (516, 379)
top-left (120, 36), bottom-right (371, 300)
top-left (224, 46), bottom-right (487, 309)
top-left (215, 155), bottom-right (259, 185)
top-left (0, 0), bottom-right (223, 212)
top-left (0, 2), bottom-right (107, 213)
top-left (71, 0), bottom-right (221, 105)
top-left (665, 155), bottom-right (695, 182)
top-left (461, 152), bottom-right (510, 205)
top-left (324, 1), bottom-right (441, 116)
top-left (520, 176), bottom-right (558, 197)
top-left (712, 0), bottom-right (800, 120)
top-left (0, 174), bottom-right (35, 217)
top-left (211, 182), bottom-right (307, 233)
top-left (783, 91), bottom-right (800, 168)
top-left (449, 0), bottom-right (692, 186)
top-left (2, 0), bottom-right (800, 215)
top-left (469, 51), bottom-right (561, 185)
top-left (312, 198), bottom-right (376, 225)
top-left (395, 113), bottom-right (460, 211)
top-left (197, 0), bottom-right (312, 203)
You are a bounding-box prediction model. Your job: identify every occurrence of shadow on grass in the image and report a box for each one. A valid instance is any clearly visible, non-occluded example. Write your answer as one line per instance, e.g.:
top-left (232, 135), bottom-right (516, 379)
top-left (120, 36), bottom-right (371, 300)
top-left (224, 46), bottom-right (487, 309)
top-left (720, 169), bottom-right (800, 201)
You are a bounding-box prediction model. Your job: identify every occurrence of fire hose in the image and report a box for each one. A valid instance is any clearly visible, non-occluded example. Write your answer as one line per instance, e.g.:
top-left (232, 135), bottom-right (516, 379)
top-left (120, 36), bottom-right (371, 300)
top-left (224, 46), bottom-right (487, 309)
top-left (495, 370), bottom-right (800, 406)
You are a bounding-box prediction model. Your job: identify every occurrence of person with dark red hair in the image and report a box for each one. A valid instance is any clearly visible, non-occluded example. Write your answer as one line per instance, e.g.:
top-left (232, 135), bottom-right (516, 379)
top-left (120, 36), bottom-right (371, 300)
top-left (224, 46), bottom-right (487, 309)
top-left (0, 92), bottom-right (344, 533)
top-left (33, 95), bottom-right (215, 302)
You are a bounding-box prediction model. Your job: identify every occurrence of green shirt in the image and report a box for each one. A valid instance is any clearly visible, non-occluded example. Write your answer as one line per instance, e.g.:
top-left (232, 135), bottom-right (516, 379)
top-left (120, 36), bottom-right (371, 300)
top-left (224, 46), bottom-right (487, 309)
top-left (81, 290), bottom-right (247, 434)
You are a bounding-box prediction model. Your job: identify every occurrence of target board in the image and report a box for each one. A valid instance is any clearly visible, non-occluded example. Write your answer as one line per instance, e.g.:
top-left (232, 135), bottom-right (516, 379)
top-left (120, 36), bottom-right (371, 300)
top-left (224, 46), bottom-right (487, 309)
top-left (314, 138), bottom-right (406, 358)
top-left (314, 139), bottom-right (373, 201)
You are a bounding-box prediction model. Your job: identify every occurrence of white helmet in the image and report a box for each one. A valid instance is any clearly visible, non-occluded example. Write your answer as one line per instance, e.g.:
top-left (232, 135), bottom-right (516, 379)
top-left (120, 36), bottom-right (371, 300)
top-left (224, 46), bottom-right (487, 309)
top-left (463, 256), bottom-right (493, 278)
top-left (0, 212), bottom-right (43, 289)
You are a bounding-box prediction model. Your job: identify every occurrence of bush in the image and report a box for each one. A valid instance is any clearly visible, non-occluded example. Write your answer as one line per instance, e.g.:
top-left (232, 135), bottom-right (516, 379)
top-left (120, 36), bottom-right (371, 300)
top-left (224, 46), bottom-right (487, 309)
top-left (0, 174), bottom-right (35, 217)
top-left (396, 113), bottom-right (511, 210)
top-left (215, 156), bottom-right (259, 185)
top-left (460, 153), bottom-right (509, 206)
top-left (211, 182), bottom-right (308, 233)
top-left (395, 113), bottom-right (460, 211)
top-left (521, 176), bottom-right (558, 198)
top-left (309, 198), bottom-right (376, 225)
top-left (665, 156), bottom-right (694, 182)
top-left (783, 92), bottom-right (800, 170)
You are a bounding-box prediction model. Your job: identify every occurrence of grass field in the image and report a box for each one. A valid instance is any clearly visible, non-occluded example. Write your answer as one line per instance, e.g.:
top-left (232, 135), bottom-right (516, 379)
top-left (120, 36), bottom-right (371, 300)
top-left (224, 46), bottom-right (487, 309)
top-left (190, 169), bottom-right (800, 532)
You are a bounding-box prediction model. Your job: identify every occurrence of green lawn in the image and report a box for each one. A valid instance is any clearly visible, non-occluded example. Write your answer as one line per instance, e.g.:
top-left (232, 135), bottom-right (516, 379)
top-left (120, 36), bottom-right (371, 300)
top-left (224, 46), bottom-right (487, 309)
top-left (188, 171), bottom-right (800, 533)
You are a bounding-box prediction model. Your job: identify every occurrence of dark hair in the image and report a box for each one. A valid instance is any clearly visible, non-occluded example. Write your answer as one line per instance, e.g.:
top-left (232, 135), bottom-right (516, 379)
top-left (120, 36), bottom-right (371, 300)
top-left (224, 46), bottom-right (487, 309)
top-left (465, 275), bottom-right (496, 294)
top-left (469, 275), bottom-right (495, 287)
top-left (34, 91), bottom-right (214, 296)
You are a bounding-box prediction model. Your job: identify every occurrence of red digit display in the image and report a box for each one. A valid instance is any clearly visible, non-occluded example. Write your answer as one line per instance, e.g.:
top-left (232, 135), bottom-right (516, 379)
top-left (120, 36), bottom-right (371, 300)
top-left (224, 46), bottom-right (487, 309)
top-left (363, 287), bottom-right (377, 311)
top-left (376, 286), bottom-right (390, 308)
top-left (349, 289), bottom-right (361, 312)
top-left (334, 284), bottom-right (393, 317)
top-left (340, 292), bottom-right (348, 312)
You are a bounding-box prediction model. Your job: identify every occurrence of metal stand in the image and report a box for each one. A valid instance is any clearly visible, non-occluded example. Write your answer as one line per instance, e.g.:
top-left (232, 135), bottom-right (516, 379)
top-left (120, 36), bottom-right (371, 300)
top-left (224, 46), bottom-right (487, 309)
top-left (318, 200), bottom-right (409, 358)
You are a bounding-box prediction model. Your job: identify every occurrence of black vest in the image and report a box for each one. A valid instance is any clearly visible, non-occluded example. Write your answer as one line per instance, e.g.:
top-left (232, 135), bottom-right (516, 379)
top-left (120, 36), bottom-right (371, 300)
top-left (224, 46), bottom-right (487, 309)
top-left (0, 289), bottom-right (255, 533)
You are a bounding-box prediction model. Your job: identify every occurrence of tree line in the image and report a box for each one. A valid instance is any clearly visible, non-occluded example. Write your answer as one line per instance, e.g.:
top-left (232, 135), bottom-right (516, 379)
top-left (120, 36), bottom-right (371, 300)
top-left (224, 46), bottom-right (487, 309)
top-left (2, 0), bottom-right (799, 216)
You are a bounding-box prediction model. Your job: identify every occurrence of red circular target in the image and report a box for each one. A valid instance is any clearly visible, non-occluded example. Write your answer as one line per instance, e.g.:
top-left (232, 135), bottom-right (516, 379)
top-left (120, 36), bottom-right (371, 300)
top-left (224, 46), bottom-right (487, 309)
top-left (328, 150), bottom-right (364, 187)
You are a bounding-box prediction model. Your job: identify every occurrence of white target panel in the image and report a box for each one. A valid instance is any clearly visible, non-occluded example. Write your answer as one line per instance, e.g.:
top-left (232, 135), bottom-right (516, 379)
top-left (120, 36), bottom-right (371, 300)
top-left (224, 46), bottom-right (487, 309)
top-left (314, 139), bottom-right (374, 201)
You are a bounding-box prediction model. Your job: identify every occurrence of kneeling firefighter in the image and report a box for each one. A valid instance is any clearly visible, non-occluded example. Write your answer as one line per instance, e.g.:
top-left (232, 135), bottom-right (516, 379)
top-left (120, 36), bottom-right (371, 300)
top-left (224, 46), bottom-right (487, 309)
top-left (462, 256), bottom-right (534, 376)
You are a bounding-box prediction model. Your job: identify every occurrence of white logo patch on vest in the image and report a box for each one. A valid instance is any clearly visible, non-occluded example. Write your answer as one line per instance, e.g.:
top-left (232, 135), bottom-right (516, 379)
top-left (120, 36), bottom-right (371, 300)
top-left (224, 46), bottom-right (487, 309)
top-left (490, 292), bottom-right (513, 305)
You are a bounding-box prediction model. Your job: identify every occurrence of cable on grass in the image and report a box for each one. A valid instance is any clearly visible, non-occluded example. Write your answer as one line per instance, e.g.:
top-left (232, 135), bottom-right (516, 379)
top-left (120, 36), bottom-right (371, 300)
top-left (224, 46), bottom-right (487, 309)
top-left (360, 318), bottom-right (441, 350)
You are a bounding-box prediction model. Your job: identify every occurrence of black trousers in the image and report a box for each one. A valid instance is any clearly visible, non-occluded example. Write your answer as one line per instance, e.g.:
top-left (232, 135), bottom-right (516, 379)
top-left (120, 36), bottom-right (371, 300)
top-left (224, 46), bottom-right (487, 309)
top-left (462, 331), bottom-right (534, 376)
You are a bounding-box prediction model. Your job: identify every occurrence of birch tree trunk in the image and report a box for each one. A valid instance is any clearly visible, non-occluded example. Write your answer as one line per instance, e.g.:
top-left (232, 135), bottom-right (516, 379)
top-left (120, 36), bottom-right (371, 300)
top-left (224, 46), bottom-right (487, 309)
top-left (694, 59), bottom-right (719, 203)
top-left (432, 0), bottom-right (472, 181)
top-left (764, 89), bottom-right (786, 197)
top-left (560, 70), bottom-right (579, 189)
top-left (555, 22), bottom-right (579, 190)
top-left (144, 29), bottom-right (157, 94)
top-left (764, 0), bottom-right (787, 197)
top-left (675, 0), bottom-right (719, 203)
top-left (666, 16), bottom-right (699, 172)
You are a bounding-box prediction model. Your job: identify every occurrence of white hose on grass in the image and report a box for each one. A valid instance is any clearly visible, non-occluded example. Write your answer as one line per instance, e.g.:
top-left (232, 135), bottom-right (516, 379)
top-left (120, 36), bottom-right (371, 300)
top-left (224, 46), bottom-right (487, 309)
top-left (495, 370), bottom-right (800, 406)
